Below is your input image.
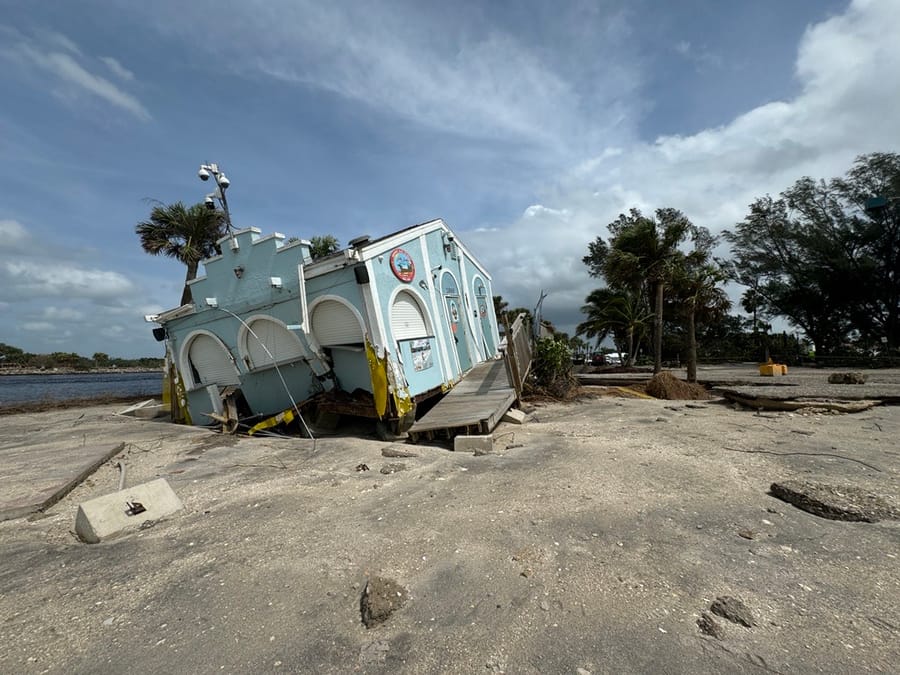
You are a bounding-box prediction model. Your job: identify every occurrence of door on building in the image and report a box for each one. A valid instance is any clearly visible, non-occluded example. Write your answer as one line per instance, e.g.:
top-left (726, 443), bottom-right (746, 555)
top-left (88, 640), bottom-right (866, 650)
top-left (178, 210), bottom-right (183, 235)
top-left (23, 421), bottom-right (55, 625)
top-left (183, 333), bottom-right (240, 389)
top-left (441, 271), bottom-right (471, 373)
top-left (472, 276), bottom-right (495, 357)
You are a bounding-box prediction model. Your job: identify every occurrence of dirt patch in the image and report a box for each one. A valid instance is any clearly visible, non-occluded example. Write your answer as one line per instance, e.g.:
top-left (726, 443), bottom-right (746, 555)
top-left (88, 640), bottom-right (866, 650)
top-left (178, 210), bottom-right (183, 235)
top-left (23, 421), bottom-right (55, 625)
top-left (645, 371), bottom-right (709, 400)
top-left (770, 480), bottom-right (900, 522)
top-left (360, 576), bottom-right (407, 628)
top-left (524, 377), bottom-right (582, 402)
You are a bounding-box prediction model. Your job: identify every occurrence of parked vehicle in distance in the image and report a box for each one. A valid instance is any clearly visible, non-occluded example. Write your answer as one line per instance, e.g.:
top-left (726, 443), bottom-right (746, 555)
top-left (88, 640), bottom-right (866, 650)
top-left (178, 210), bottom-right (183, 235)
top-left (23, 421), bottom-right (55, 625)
top-left (590, 353), bottom-right (607, 366)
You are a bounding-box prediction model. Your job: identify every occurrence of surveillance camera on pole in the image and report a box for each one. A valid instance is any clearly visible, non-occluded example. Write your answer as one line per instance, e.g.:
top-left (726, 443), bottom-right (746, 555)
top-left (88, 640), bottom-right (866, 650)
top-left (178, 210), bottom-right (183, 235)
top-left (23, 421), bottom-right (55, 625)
top-left (197, 162), bottom-right (235, 238)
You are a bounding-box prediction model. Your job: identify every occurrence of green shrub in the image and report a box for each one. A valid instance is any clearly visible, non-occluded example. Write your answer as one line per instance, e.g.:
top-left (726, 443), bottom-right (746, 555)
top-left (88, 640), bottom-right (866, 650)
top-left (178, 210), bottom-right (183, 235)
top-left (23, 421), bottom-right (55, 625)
top-left (531, 336), bottom-right (572, 387)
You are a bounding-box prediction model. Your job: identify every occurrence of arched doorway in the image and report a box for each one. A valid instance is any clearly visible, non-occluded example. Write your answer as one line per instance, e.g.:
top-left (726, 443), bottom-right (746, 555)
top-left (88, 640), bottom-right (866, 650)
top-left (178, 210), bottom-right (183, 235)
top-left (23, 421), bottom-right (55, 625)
top-left (309, 297), bottom-right (371, 392)
top-left (240, 316), bottom-right (307, 369)
top-left (181, 332), bottom-right (240, 390)
top-left (441, 271), bottom-right (471, 373)
top-left (472, 275), bottom-right (495, 357)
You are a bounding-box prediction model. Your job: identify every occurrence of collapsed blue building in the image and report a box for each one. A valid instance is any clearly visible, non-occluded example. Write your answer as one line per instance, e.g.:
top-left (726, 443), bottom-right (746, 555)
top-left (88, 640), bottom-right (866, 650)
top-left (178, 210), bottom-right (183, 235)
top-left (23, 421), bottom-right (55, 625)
top-left (148, 219), bottom-right (501, 434)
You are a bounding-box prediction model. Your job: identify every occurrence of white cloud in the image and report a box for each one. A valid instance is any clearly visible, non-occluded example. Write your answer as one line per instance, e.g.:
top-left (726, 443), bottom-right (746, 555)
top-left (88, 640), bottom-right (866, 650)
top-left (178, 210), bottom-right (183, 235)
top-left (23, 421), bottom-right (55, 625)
top-left (0, 219), bottom-right (30, 249)
top-left (22, 321), bottom-right (55, 332)
top-left (468, 0), bottom-right (900, 335)
top-left (2, 260), bottom-right (135, 300)
top-left (99, 56), bottom-right (135, 81)
top-left (41, 306), bottom-right (85, 322)
top-left (133, 1), bottom-right (638, 152)
top-left (0, 28), bottom-right (150, 121)
top-left (523, 205), bottom-right (571, 220)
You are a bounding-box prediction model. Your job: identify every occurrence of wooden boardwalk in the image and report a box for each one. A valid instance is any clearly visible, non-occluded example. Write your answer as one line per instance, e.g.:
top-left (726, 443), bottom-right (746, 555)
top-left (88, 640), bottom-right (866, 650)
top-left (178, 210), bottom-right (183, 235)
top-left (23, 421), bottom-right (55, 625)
top-left (408, 358), bottom-right (516, 441)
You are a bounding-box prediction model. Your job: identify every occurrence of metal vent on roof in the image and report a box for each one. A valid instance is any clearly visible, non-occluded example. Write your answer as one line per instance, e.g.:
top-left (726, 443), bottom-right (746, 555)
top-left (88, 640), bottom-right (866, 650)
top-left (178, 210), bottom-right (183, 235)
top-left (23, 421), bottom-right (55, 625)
top-left (348, 235), bottom-right (371, 248)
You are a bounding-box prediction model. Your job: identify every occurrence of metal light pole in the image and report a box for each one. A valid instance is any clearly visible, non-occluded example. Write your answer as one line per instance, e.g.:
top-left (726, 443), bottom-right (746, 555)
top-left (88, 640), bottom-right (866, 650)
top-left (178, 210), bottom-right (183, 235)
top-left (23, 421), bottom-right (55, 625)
top-left (197, 162), bottom-right (234, 237)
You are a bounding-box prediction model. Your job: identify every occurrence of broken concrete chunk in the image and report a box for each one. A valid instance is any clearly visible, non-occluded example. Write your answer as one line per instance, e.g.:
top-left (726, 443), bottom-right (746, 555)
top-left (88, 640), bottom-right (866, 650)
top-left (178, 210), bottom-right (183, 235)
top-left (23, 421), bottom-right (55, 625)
top-left (379, 463), bottom-right (407, 475)
top-left (360, 576), bottom-right (407, 628)
top-left (697, 611), bottom-right (725, 639)
top-left (381, 445), bottom-right (419, 458)
top-left (502, 408), bottom-right (527, 424)
top-left (710, 596), bottom-right (756, 627)
top-left (770, 480), bottom-right (898, 522)
top-left (116, 399), bottom-right (166, 419)
top-left (74, 478), bottom-right (183, 544)
top-left (454, 434), bottom-right (493, 454)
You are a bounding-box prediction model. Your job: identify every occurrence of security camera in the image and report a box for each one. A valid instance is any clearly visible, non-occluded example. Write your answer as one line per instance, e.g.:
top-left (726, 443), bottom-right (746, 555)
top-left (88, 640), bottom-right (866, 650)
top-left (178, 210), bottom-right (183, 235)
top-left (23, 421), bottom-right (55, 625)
top-left (217, 173), bottom-right (230, 189)
top-left (447, 234), bottom-right (455, 242)
top-left (198, 167), bottom-right (211, 181)
top-left (204, 195), bottom-right (215, 209)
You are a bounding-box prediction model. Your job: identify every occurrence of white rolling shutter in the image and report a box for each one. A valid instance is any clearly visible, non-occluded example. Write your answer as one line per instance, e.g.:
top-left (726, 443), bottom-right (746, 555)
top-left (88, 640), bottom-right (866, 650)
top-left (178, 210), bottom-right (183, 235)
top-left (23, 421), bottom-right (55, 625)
top-left (245, 318), bottom-right (305, 368)
top-left (391, 291), bottom-right (428, 340)
top-left (311, 300), bottom-right (364, 346)
top-left (187, 334), bottom-right (240, 386)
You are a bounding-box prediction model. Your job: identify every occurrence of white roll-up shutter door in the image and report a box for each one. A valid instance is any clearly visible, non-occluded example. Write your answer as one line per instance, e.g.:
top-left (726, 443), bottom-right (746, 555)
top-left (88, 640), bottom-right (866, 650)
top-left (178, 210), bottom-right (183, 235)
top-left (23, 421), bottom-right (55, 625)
top-left (391, 292), bottom-right (428, 340)
top-left (188, 334), bottom-right (240, 386)
top-left (246, 318), bottom-right (305, 368)
top-left (311, 300), bottom-right (364, 346)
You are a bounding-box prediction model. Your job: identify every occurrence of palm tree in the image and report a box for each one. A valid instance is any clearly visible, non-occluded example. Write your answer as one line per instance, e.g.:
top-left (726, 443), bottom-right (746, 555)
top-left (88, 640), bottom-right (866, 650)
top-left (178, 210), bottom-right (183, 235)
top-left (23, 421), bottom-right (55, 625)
top-left (603, 208), bottom-right (690, 372)
top-left (136, 201), bottom-right (228, 306)
top-left (578, 288), bottom-right (653, 366)
top-left (309, 235), bottom-right (340, 259)
top-left (674, 263), bottom-right (731, 381)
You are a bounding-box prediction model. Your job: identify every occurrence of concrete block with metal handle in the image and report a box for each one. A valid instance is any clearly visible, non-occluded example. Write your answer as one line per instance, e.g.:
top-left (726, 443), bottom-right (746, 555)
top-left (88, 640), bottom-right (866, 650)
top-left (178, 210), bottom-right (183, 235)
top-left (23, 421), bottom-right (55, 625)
top-left (454, 434), bottom-right (494, 454)
top-left (74, 478), bottom-right (183, 544)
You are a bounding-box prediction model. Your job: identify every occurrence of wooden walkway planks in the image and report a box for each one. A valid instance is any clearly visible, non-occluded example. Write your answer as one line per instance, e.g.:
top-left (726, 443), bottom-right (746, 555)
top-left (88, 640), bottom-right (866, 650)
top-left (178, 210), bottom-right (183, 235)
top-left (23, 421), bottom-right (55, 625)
top-left (408, 359), bottom-right (516, 437)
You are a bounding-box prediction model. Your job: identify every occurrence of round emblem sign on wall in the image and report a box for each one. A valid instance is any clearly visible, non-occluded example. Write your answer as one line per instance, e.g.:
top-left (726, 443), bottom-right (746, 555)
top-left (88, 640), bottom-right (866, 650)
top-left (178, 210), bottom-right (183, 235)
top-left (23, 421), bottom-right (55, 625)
top-left (389, 248), bottom-right (415, 282)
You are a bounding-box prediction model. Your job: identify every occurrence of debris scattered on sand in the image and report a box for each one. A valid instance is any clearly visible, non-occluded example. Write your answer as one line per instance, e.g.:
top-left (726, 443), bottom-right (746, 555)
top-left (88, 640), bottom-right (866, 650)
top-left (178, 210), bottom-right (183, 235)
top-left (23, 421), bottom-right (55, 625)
top-left (770, 480), bottom-right (899, 522)
top-left (719, 392), bottom-right (879, 413)
top-left (828, 372), bottom-right (867, 385)
top-left (358, 639), bottom-right (390, 664)
top-left (379, 463), bottom-right (407, 475)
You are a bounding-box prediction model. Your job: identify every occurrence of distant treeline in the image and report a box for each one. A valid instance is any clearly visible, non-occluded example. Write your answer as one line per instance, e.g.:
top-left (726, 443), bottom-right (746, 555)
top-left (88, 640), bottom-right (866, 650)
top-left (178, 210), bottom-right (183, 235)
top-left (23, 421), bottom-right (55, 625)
top-left (0, 343), bottom-right (163, 371)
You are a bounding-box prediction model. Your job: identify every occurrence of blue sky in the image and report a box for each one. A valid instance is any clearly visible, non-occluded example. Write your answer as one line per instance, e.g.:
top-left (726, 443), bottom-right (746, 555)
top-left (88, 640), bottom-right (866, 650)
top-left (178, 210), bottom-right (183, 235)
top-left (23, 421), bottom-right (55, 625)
top-left (1, 0), bottom-right (897, 358)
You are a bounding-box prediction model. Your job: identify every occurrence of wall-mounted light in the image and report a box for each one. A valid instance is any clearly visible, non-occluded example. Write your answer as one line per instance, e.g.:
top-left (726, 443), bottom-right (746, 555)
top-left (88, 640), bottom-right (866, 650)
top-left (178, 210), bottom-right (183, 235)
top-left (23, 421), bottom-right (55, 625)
top-left (270, 276), bottom-right (283, 288)
top-left (233, 266), bottom-right (244, 279)
top-left (418, 280), bottom-right (429, 291)
top-left (441, 232), bottom-right (455, 254)
top-left (205, 297), bottom-right (218, 308)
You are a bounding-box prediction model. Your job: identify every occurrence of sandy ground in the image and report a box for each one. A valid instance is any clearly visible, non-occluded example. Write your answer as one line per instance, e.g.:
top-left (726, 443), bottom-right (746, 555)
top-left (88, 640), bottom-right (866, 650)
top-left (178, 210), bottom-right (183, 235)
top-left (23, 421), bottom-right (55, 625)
top-left (0, 389), bottom-right (898, 674)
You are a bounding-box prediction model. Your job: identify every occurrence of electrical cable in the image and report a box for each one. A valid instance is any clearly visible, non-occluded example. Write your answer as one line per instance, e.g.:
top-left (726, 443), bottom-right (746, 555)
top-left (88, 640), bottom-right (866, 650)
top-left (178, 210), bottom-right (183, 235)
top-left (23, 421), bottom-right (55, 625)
top-left (213, 307), bottom-right (316, 447)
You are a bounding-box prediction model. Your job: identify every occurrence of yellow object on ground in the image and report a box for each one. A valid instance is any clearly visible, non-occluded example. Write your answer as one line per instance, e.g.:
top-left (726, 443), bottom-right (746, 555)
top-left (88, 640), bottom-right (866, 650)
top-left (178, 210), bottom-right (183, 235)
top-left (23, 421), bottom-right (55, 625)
top-left (616, 386), bottom-right (655, 400)
top-left (248, 409), bottom-right (295, 435)
top-left (759, 359), bottom-right (788, 376)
